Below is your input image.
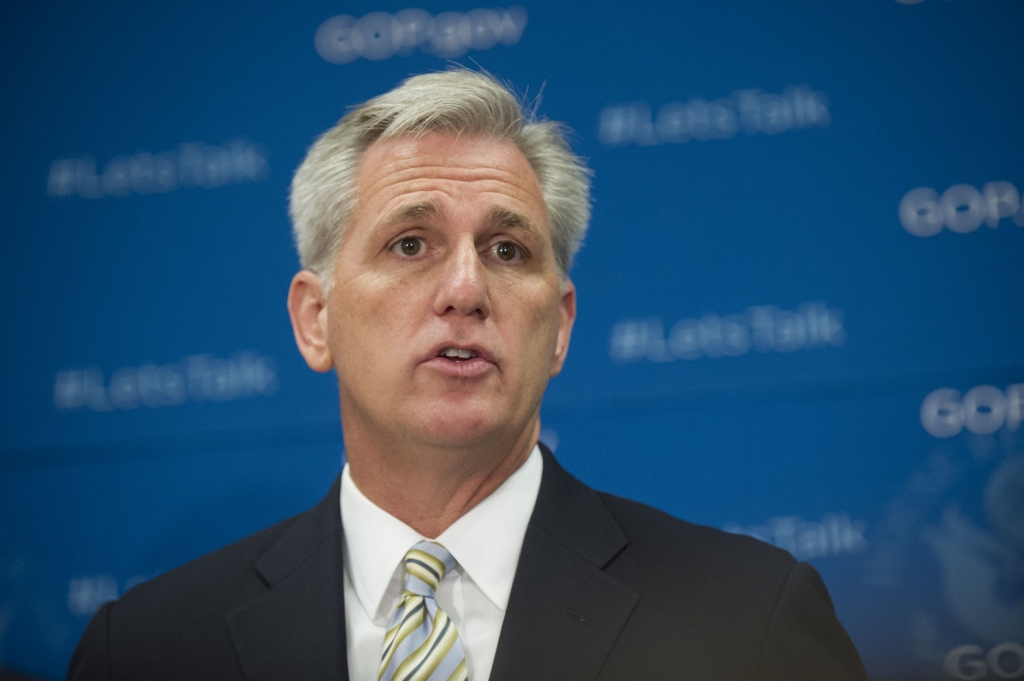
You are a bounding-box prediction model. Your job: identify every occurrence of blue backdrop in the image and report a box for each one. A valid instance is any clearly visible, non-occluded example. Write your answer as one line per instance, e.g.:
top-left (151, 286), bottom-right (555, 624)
top-left (2, 1), bottom-right (1023, 679)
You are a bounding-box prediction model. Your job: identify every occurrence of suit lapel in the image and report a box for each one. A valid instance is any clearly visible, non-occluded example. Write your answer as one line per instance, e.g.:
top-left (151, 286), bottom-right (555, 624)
top-left (226, 476), bottom-right (349, 681)
top-left (489, 446), bottom-right (638, 681)
top-left (223, 448), bottom-right (635, 681)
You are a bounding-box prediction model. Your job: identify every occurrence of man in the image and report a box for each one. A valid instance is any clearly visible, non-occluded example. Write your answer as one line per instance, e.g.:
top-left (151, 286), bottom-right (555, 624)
top-left (69, 70), bottom-right (867, 680)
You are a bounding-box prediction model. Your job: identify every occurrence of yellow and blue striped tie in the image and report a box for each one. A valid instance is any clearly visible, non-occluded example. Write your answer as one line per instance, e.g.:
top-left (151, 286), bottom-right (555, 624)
top-left (379, 541), bottom-right (468, 681)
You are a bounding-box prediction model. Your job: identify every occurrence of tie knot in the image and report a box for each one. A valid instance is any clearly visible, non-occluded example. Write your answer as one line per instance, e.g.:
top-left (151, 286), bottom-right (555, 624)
top-left (402, 541), bottom-right (456, 598)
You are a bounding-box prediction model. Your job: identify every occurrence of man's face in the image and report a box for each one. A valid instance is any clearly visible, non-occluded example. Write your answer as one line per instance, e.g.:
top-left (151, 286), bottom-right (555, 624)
top-left (322, 132), bottom-right (575, 450)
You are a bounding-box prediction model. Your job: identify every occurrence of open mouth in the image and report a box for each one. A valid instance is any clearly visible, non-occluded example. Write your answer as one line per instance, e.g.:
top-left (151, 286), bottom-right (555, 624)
top-left (439, 347), bottom-right (479, 361)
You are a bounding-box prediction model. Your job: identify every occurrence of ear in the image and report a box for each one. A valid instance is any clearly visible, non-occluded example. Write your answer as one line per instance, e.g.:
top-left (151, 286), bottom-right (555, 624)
top-left (549, 280), bottom-right (576, 377)
top-left (287, 270), bottom-right (334, 373)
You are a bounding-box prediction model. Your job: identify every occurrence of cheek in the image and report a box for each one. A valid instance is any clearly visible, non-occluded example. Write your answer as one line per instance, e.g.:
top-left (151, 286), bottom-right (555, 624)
top-left (513, 287), bottom-right (563, 359)
top-left (330, 275), bottom-right (426, 358)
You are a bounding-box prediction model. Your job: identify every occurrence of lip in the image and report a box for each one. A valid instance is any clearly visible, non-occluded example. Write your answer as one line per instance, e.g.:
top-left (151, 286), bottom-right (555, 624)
top-left (421, 355), bottom-right (494, 378)
top-left (419, 342), bottom-right (497, 378)
top-left (422, 342), bottom-right (496, 365)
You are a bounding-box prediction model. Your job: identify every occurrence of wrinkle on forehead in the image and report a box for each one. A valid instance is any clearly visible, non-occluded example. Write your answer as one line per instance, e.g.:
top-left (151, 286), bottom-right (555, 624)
top-left (375, 199), bottom-right (537, 238)
top-left (381, 199), bottom-right (446, 227)
top-left (353, 132), bottom-right (548, 232)
top-left (486, 207), bottom-right (537, 235)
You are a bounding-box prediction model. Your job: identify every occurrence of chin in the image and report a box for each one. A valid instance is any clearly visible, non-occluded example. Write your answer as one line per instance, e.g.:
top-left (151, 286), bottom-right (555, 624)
top-left (408, 402), bottom-right (507, 448)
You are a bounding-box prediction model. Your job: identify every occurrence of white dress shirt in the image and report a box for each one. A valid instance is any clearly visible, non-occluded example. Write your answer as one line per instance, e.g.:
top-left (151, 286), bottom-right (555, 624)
top-left (340, 445), bottom-right (543, 681)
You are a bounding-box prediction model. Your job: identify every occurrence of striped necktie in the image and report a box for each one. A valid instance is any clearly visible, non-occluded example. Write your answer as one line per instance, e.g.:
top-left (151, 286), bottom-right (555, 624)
top-left (379, 541), bottom-right (469, 681)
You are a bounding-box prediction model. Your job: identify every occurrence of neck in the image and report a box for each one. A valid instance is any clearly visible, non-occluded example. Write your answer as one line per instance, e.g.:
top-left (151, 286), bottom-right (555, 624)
top-left (343, 418), bottom-right (540, 538)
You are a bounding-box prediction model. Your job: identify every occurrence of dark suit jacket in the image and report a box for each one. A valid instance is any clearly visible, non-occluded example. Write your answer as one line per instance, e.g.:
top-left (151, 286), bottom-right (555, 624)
top-left (68, 446), bottom-right (867, 680)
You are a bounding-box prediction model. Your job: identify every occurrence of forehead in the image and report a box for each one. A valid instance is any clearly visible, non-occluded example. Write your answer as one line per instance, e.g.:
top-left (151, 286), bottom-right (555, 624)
top-left (353, 132), bottom-right (548, 227)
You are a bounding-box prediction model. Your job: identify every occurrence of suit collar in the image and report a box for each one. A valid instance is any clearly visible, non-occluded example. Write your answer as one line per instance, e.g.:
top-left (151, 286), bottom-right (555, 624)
top-left (489, 444), bottom-right (638, 681)
top-left (227, 474), bottom-right (349, 681)
top-left (225, 445), bottom-right (637, 681)
top-left (341, 444), bottom-right (544, 622)
top-left (253, 474), bottom-right (343, 586)
top-left (530, 443), bottom-right (629, 568)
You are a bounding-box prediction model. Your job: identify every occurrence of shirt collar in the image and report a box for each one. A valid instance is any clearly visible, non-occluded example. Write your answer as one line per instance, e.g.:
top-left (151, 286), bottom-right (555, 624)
top-left (340, 444), bottom-right (543, 620)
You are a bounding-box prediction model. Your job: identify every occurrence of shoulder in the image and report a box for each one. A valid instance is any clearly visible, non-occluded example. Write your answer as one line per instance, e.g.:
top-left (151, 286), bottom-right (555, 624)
top-left (596, 490), bottom-right (796, 580)
top-left (114, 510), bottom-right (302, 616)
top-left (69, 505), bottom-right (317, 680)
top-left (598, 491), bottom-right (794, 569)
top-left (112, 469), bottom-right (343, 619)
top-left (535, 448), bottom-right (797, 600)
top-left (589, 492), bottom-right (866, 680)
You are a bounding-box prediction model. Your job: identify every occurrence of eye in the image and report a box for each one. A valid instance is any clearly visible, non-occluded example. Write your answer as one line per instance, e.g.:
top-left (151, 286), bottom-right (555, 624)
top-left (493, 241), bottom-right (521, 262)
top-left (391, 237), bottom-right (424, 257)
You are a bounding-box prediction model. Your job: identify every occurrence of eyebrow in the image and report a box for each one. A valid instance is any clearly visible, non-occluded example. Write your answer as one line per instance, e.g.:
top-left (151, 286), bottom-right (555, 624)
top-left (379, 200), bottom-right (446, 227)
top-left (486, 207), bottom-right (536, 234)
top-left (377, 201), bottom-right (537, 235)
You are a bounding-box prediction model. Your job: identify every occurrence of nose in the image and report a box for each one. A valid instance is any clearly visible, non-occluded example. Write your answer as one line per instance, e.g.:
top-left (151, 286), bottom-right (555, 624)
top-left (433, 238), bottom-right (490, 318)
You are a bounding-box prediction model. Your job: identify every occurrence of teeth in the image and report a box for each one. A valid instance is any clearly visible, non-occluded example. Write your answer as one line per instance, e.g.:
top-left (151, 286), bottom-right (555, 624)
top-left (441, 347), bottom-right (477, 359)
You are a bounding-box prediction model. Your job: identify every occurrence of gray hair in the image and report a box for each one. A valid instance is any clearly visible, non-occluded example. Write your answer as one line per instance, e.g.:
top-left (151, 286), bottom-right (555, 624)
top-left (289, 70), bottom-right (592, 289)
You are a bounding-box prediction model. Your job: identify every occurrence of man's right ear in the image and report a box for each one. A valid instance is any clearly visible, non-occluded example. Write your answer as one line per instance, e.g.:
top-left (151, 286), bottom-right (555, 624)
top-left (287, 271), bottom-right (334, 373)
